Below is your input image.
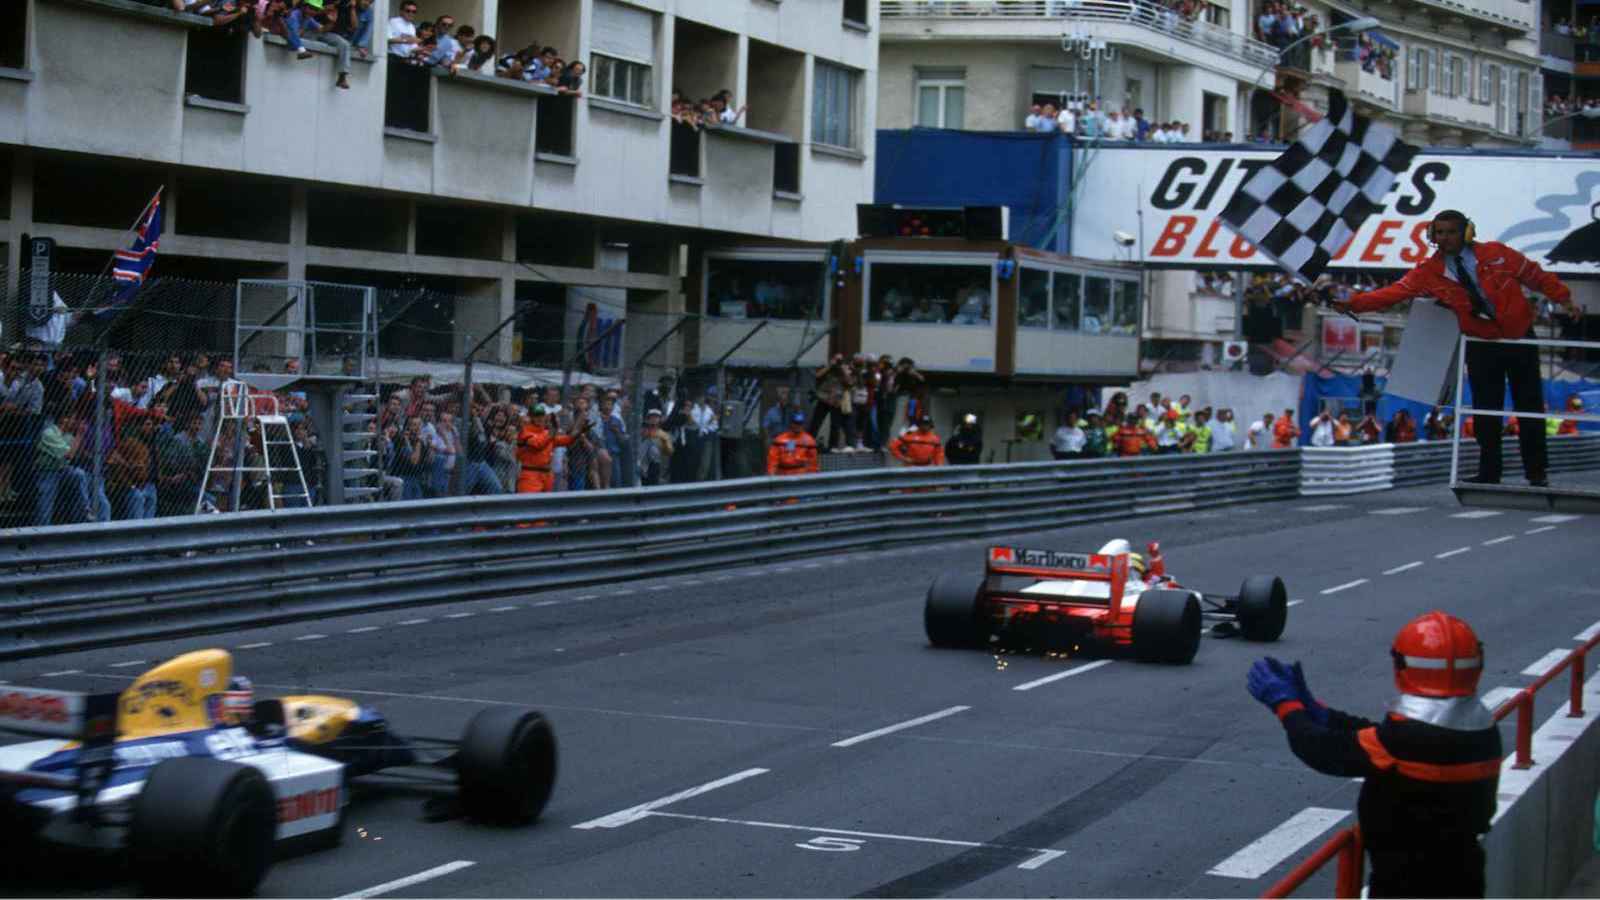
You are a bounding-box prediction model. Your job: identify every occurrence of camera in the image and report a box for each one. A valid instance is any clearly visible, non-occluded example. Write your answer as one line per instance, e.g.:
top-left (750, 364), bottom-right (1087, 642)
top-left (1113, 230), bottom-right (1137, 248)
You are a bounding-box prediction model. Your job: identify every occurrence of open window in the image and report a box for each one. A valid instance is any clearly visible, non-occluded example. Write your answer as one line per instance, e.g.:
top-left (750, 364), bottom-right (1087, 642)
top-left (773, 143), bottom-right (800, 195)
top-left (385, 63), bottom-right (432, 134)
top-left (185, 29), bottom-right (246, 106)
top-left (843, 0), bottom-right (867, 28)
top-left (536, 93), bottom-right (575, 157)
top-left (0, 1), bottom-right (25, 69)
top-left (669, 120), bottom-right (701, 178)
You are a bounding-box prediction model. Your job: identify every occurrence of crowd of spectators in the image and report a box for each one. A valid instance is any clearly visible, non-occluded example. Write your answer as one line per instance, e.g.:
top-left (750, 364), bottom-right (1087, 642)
top-left (1351, 31), bottom-right (1396, 80)
top-left (1253, 1), bottom-right (1320, 50)
top-left (1545, 94), bottom-right (1600, 119)
top-left (1552, 17), bottom-right (1600, 41)
top-left (762, 354), bottom-right (933, 455)
top-left (1023, 102), bottom-right (1204, 142)
top-left (671, 90), bottom-right (747, 129)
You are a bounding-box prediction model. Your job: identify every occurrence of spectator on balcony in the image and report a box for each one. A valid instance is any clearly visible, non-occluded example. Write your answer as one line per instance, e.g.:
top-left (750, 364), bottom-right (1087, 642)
top-left (1104, 110), bottom-right (1126, 140)
top-left (448, 34), bottom-right (496, 75)
top-left (386, 0), bottom-right (420, 57)
top-left (422, 16), bottom-right (462, 67)
top-left (1056, 102), bottom-right (1076, 135)
top-left (1024, 103), bottom-right (1045, 131)
top-left (314, 0), bottom-right (373, 87)
top-left (1034, 102), bottom-right (1062, 134)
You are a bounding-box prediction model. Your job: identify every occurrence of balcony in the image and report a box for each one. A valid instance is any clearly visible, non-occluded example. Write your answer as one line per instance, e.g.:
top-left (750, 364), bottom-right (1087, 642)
top-left (1403, 0), bottom-right (1534, 33)
top-left (1335, 59), bottom-right (1400, 110)
top-left (1403, 89), bottom-right (1498, 133)
top-left (880, 0), bottom-right (1279, 73)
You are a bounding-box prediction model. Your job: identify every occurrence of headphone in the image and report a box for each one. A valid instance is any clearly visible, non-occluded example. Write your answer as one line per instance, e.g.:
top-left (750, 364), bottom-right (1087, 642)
top-left (1426, 215), bottom-right (1476, 245)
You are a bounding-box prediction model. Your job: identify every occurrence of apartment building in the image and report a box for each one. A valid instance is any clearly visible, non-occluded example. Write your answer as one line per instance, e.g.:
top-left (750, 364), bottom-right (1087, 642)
top-left (1537, 0), bottom-right (1600, 150)
top-left (0, 0), bottom-right (878, 369)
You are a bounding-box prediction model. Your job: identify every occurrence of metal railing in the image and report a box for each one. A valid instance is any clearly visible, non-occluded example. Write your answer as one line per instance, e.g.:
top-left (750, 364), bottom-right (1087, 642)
top-left (1262, 628), bottom-right (1600, 897)
top-left (1448, 336), bottom-right (1600, 487)
top-left (880, 0), bottom-right (1280, 68)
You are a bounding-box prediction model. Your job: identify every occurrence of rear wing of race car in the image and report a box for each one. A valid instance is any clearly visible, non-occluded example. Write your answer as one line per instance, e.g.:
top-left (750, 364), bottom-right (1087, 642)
top-left (985, 546), bottom-right (1132, 613)
top-left (0, 686), bottom-right (120, 792)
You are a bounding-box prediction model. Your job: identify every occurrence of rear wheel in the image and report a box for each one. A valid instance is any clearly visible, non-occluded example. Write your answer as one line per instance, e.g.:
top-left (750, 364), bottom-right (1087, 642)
top-left (924, 573), bottom-right (988, 648)
top-left (458, 708), bottom-right (557, 825)
top-left (130, 757), bottom-right (277, 897)
top-left (1237, 575), bottom-right (1288, 642)
top-left (1132, 589), bottom-right (1202, 664)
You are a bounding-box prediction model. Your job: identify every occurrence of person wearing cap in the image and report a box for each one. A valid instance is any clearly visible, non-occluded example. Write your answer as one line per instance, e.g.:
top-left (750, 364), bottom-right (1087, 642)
top-left (1247, 612), bottom-right (1501, 898)
top-left (767, 411), bottom-right (819, 476)
top-left (944, 413), bottom-right (983, 465)
top-left (515, 404), bottom-right (580, 493)
top-left (888, 416), bottom-right (946, 467)
top-left (1152, 408), bottom-right (1186, 454)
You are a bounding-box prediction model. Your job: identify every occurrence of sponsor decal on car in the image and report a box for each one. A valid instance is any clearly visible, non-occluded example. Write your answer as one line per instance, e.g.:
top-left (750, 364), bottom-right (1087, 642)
top-left (0, 691), bottom-right (71, 725)
top-left (277, 787), bottom-right (341, 824)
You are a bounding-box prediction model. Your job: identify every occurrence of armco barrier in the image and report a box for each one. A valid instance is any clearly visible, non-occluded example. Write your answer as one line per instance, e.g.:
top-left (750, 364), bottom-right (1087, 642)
top-left (1, 437), bottom-right (1595, 662)
top-left (1298, 446), bottom-right (1394, 496)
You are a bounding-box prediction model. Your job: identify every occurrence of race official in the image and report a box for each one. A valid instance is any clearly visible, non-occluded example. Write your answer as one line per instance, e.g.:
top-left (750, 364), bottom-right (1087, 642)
top-left (516, 404), bottom-right (579, 493)
top-left (1335, 210), bottom-right (1579, 486)
top-left (888, 416), bottom-right (946, 467)
top-left (766, 412), bottom-right (819, 476)
top-left (1247, 611), bottom-right (1501, 898)
top-left (945, 414), bottom-right (983, 465)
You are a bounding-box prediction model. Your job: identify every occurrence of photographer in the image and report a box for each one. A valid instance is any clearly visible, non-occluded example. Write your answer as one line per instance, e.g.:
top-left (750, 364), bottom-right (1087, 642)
top-left (807, 355), bottom-right (854, 452)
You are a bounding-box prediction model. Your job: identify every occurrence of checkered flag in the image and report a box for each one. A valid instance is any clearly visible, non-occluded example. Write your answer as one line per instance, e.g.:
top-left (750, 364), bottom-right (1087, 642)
top-left (1220, 90), bottom-right (1419, 283)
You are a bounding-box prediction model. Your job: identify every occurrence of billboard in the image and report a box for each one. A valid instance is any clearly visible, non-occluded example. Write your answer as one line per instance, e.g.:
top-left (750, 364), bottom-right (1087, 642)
top-left (1072, 146), bottom-right (1600, 275)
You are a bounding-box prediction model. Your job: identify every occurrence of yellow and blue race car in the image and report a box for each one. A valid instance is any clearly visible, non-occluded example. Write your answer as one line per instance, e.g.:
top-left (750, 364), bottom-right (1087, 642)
top-left (0, 649), bottom-right (556, 896)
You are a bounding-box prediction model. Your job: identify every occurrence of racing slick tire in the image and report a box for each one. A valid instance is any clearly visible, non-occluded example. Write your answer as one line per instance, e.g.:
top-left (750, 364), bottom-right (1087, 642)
top-left (1132, 589), bottom-right (1202, 664)
top-left (924, 573), bottom-right (988, 648)
top-left (1237, 575), bottom-right (1288, 642)
top-left (129, 757), bottom-right (277, 897)
top-left (458, 707), bottom-right (558, 826)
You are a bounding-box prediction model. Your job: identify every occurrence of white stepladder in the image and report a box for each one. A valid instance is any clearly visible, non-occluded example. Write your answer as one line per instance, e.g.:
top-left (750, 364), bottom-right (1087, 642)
top-left (1448, 334), bottom-right (1600, 514)
top-left (196, 379), bottom-right (313, 513)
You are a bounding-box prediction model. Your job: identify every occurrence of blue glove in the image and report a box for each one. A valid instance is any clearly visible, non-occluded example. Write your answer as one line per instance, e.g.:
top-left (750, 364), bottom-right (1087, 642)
top-left (1288, 661), bottom-right (1330, 727)
top-left (1247, 658), bottom-right (1299, 711)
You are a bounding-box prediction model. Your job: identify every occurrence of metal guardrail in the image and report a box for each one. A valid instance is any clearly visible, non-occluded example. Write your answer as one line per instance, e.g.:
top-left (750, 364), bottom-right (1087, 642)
top-left (1396, 434), bottom-right (1600, 487)
top-left (3, 438), bottom-right (1596, 662)
top-left (1299, 445), bottom-right (1394, 495)
top-left (879, 0), bottom-right (1279, 68)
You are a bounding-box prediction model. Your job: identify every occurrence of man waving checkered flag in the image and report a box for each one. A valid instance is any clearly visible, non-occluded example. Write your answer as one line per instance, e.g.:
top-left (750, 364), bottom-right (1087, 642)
top-left (1220, 90), bottom-right (1419, 283)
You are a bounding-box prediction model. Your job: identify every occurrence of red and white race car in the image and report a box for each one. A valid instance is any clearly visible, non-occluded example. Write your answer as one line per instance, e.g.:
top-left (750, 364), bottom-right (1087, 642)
top-left (924, 539), bottom-right (1288, 664)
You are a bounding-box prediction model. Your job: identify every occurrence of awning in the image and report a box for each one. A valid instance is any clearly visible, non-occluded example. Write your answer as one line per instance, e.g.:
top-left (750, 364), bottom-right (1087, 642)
top-left (373, 357), bottom-right (620, 390)
top-left (1367, 30), bottom-right (1399, 50)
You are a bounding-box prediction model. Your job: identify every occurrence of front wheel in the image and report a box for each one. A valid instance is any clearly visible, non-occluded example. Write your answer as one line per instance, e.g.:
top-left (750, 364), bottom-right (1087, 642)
top-left (1237, 575), bottom-right (1288, 642)
top-left (130, 757), bottom-right (277, 897)
top-left (924, 573), bottom-right (988, 648)
top-left (458, 708), bottom-right (558, 825)
top-left (1132, 589), bottom-right (1201, 664)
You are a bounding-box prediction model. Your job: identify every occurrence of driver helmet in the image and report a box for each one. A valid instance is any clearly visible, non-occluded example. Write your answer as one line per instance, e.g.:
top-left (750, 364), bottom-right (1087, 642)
top-left (220, 675), bottom-right (255, 724)
top-left (1391, 611), bottom-right (1483, 698)
top-left (1126, 552), bottom-right (1146, 577)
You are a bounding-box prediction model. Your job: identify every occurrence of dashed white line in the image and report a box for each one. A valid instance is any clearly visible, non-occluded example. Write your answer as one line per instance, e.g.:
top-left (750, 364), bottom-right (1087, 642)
top-left (831, 706), bottom-right (971, 748)
top-left (335, 860), bottom-right (477, 899)
top-left (1012, 659), bottom-right (1115, 692)
top-left (489, 605), bottom-right (519, 612)
top-left (109, 660), bottom-right (147, 668)
top-left (41, 670), bottom-right (81, 678)
top-left (572, 768), bottom-right (770, 830)
top-left (1482, 535), bottom-right (1515, 546)
top-left (1320, 579), bottom-right (1368, 595)
top-left (237, 642), bottom-right (273, 650)
top-left (294, 634), bottom-right (328, 642)
top-left (680, 579), bottom-right (702, 586)
top-left (397, 618), bottom-right (430, 626)
top-left (347, 626), bottom-right (381, 634)
top-left (646, 585), bottom-right (672, 593)
top-left (1532, 514), bottom-right (1581, 524)
top-left (1370, 507), bottom-right (1425, 516)
top-left (574, 594), bottom-right (600, 601)
top-left (1575, 620), bottom-right (1600, 642)
top-left (1522, 648), bottom-right (1573, 678)
top-left (1296, 504), bottom-right (1347, 512)
top-left (532, 600), bottom-right (561, 607)
top-left (1435, 547), bottom-right (1472, 559)
top-left (610, 589), bottom-right (635, 597)
top-left (1207, 807), bottom-right (1352, 879)
top-left (775, 566), bottom-right (796, 573)
top-left (444, 612), bottom-right (475, 619)
top-left (1525, 525), bottom-right (1557, 535)
top-left (1451, 510), bottom-right (1503, 519)
top-left (1286, 599), bottom-right (1305, 607)
top-left (1382, 561), bottom-right (1424, 575)
top-left (801, 563), bottom-right (823, 569)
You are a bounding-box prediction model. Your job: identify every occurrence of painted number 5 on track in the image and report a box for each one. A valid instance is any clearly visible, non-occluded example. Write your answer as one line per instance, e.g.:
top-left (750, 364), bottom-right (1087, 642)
top-left (796, 836), bottom-right (866, 852)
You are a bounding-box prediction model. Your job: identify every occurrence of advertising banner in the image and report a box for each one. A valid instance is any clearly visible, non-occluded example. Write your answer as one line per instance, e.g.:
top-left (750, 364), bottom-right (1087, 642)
top-left (1072, 146), bottom-right (1600, 275)
top-left (1321, 316), bottom-right (1359, 355)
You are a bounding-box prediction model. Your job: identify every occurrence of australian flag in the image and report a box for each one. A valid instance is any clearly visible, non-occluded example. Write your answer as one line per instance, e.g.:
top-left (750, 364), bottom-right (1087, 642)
top-left (98, 190), bottom-right (164, 318)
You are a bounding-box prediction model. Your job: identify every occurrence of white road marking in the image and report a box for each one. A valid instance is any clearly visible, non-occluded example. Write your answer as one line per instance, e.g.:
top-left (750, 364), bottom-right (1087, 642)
top-left (347, 626), bottom-right (381, 634)
top-left (1435, 547), bottom-right (1471, 559)
top-left (1207, 807), bottom-right (1351, 879)
top-left (1532, 514), bottom-right (1581, 524)
top-left (1522, 648), bottom-right (1573, 678)
top-left (336, 860), bottom-right (477, 899)
top-left (1480, 687), bottom-right (1523, 713)
top-left (237, 642), bottom-right (273, 650)
top-left (109, 660), bottom-right (147, 668)
top-left (647, 585), bottom-right (672, 592)
top-left (1382, 561), bottom-right (1424, 575)
top-left (42, 670), bottom-right (81, 678)
top-left (1575, 620), bottom-right (1600, 642)
top-left (294, 634), bottom-right (327, 642)
top-left (1286, 600), bottom-right (1305, 607)
top-left (801, 563), bottom-right (823, 569)
top-left (1297, 504), bottom-right (1347, 512)
top-left (680, 579), bottom-right (702, 586)
top-left (533, 600), bottom-right (561, 607)
top-left (1370, 507), bottom-right (1425, 516)
top-left (1320, 579), bottom-right (1368, 595)
top-left (645, 811), bottom-right (1066, 870)
top-left (572, 768), bottom-right (770, 830)
top-left (1451, 510), bottom-right (1503, 519)
top-left (574, 594), bottom-right (600, 601)
top-left (489, 605), bottom-right (519, 612)
top-left (1012, 659), bottom-right (1115, 692)
top-left (775, 566), bottom-right (796, 573)
top-left (397, 618), bottom-right (430, 626)
top-left (444, 612), bottom-right (475, 619)
top-left (1525, 525), bottom-right (1557, 535)
top-left (610, 589), bottom-right (635, 597)
top-left (831, 706), bottom-right (971, 747)
top-left (1482, 535), bottom-right (1515, 546)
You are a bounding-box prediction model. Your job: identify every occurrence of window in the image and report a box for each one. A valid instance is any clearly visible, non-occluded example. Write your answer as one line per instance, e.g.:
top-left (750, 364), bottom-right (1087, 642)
top-left (1432, 50), bottom-right (1443, 96)
top-left (843, 0), bottom-right (867, 27)
top-left (385, 62), bottom-right (432, 133)
top-left (1449, 56), bottom-right (1465, 98)
top-left (1, 1), bottom-right (24, 69)
top-left (1051, 272), bottom-right (1080, 331)
top-left (186, 29), bottom-right (245, 105)
top-left (916, 68), bottom-right (965, 129)
top-left (868, 262), bottom-right (992, 325)
top-left (1019, 268), bottom-right (1050, 328)
top-left (536, 94), bottom-right (575, 156)
top-left (1111, 281), bottom-right (1140, 335)
top-left (1082, 276), bottom-right (1111, 334)
top-left (1441, 54), bottom-right (1454, 97)
top-left (1406, 47), bottom-right (1420, 91)
top-left (670, 121), bottom-right (700, 178)
top-left (774, 143), bottom-right (801, 195)
top-left (592, 54), bottom-right (654, 107)
top-left (705, 257), bottom-right (826, 319)
top-left (813, 61), bottom-right (858, 149)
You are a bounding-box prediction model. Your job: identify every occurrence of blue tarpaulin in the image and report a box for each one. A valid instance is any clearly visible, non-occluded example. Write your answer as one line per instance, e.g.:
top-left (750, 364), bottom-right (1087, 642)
top-left (1298, 372), bottom-right (1600, 443)
top-left (874, 128), bottom-right (1073, 253)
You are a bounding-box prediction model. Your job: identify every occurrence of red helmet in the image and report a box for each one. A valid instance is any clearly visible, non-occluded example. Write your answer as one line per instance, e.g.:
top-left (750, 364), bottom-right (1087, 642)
top-left (1391, 611), bottom-right (1484, 698)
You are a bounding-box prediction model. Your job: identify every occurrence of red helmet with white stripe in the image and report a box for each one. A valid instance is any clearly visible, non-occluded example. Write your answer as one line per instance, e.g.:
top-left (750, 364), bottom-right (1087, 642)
top-left (1391, 611), bottom-right (1484, 698)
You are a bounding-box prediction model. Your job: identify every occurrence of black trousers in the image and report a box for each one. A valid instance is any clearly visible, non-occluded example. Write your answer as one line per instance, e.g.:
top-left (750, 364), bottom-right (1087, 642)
top-left (1465, 337), bottom-right (1546, 483)
top-left (1367, 844), bottom-right (1484, 898)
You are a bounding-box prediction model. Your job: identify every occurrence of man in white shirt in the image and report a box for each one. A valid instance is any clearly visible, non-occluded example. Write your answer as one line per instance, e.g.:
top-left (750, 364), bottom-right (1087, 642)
top-left (1309, 412), bottom-right (1336, 447)
top-left (1056, 104), bottom-right (1076, 135)
top-left (1211, 409), bottom-right (1238, 451)
top-left (387, 0), bottom-right (420, 57)
top-left (1024, 103), bottom-right (1044, 131)
top-left (1179, 123), bottom-right (1193, 142)
top-left (1051, 412), bottom-right (1086, 460)
top-left (689, 390), bottom-right (719, 481)
top-left (1104, 111), bottom-right (1124, 140)
top-left (1151, 123), bottom-right (1170, 143)
top-left (1246, 412), bottom-right (1275, 450)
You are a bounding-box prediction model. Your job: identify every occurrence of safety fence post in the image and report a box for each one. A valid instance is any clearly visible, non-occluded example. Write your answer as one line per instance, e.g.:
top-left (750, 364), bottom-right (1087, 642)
top-left (1571, 648), bottom-right (1586, 718)
top-left (1514, 692), bottom-right (1535, 768)
top-left (1334, 828), bottom-right (1363, 898)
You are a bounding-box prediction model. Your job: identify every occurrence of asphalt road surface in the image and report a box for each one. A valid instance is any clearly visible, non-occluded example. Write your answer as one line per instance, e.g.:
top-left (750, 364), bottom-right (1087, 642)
top-left (4, 480), bottom-right (1597, 898)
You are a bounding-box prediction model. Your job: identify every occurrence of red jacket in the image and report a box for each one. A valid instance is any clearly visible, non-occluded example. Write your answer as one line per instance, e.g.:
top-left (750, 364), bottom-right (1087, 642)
top-left (1348, 241), bottom-right (1570, 340)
